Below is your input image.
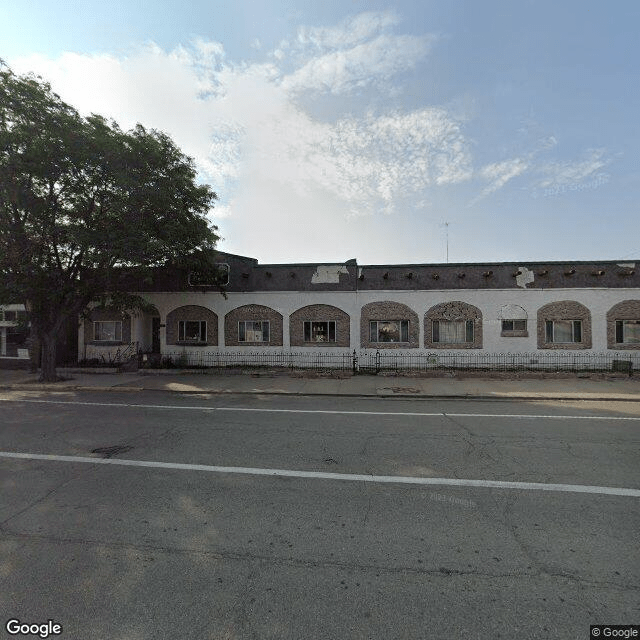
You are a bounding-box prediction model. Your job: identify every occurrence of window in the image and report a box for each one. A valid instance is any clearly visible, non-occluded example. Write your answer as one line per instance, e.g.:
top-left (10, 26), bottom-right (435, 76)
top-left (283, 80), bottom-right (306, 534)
top-left (370, 320), bottom-right (409, 343)
top-left (239, 320), bottom-right (270, 342)
top-left (615, 320), bottom-right (640, 344)
top-left (502, 319), bottom-right (527, 332)
top-left (94, 321), bottom-right (122, 342)
top-left (178, 320), bottom-right (207, 342)
top-left (304, 321), bottom-right (336, 343)
top-left (432, 320), bottom-right (474, 344)
top-left (545, 320), bottom-right (582, 343)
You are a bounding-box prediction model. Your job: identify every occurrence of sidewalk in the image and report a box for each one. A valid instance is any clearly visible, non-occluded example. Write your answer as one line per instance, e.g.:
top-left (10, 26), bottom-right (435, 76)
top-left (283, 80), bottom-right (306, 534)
top-left (1, 367), bottom-right (640, 401)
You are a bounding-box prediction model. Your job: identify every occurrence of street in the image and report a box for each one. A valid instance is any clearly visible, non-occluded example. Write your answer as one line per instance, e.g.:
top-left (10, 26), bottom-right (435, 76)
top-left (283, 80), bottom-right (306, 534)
top-left (1, 390), bottom-right (639, 640)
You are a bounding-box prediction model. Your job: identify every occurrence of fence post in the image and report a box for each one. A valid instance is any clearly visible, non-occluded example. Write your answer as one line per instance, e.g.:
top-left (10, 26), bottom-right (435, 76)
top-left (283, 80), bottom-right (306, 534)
top-left (352, 349), bottom-right (358, 374)
top-left (375, 349), bottom-right (380, 374)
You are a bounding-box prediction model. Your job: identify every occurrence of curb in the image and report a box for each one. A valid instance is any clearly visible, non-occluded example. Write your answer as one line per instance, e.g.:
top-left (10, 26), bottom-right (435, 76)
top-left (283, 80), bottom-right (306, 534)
top-left (2, 383), bottom-right (640, 402)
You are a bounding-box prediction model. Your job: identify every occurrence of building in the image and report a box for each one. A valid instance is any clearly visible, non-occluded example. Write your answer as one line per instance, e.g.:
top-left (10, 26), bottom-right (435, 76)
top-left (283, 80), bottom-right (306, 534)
top-left (76, 253), bottom-right (640, 369)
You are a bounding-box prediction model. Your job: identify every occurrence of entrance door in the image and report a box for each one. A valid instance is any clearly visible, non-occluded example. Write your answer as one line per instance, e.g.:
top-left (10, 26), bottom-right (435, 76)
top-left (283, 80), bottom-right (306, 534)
top-left (151, 317), bottom-right (161, 353)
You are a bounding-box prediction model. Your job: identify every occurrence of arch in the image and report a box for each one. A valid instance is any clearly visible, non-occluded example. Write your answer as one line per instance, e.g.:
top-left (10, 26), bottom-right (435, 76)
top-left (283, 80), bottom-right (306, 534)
top-left (606, 300), bottom-right (640, 349)
top-left (537, 300), bottom-right (591, 349)
top-left (166, 305), bottom-right (218, 346)
top-left (290, 304), bottom-right (350, 347)
top-left (424, 301), bottom-right (483, 349)
top-left (224, 304), bottom-right (283, 346)
top-left (360, 301), bottom-right (419, 349)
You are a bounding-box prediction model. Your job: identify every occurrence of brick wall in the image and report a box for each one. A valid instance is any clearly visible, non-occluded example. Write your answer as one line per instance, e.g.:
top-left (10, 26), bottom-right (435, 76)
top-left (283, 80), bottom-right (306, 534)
top-left (360, 301), bottom-right (419, 349)
top-left (606, 299), bottom-right (640, 350)
top-left (84, 308), bottom-right (131, 345)
top-left (424, 301), bottom-right (483, 349)
top-left (166, 305), bottom-right (218, 346)
top-left (224, 304), bottom-right (283, 346)
top-left (537, 300), bottom-right (592, 349)
top-left (290, 304), bottom-right (350, 347)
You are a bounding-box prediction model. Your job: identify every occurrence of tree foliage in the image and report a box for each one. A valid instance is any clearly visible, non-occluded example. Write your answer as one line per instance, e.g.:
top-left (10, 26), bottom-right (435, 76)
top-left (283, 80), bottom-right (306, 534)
top-left (0, 63), bottom-right (219, 380)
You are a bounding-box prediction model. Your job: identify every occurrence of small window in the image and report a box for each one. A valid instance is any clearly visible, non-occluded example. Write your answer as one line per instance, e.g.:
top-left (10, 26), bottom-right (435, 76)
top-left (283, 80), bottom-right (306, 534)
top-left (502, 319), bottom-right (527, 332)
top-left (545, 320), bottom-right (582, 343)
top-left (433, 320), bottom-right (474, 343)
top-left (178, 320), bottom-right (207, 342)
top-left (94, 321), bottom-right (122, 342)
top-left (370, 320), bottom-right (409, 343)
top-left (239, 320), bottom-right (270, 342)
top-left (303, 321), bottom-right (336, 342)
top-left (615, 320), bottom-right (640, 344)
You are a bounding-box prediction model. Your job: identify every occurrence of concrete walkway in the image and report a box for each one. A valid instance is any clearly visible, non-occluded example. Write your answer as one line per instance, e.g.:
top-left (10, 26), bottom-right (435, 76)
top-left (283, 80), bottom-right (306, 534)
top-left (0, 367), bottom-right (639, 401)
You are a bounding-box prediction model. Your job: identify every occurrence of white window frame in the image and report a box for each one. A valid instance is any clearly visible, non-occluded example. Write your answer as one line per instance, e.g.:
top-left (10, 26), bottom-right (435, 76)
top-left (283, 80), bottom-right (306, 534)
top-left (369, 320), bottom-right (409, 343)
top-left (238, 320), bottom-right (270, 343)
top-left (303, 321), bottom-right (337, 343)
top-left (178, 320), bottom-right (207, 343)
top-left (432, 320), bottom-right (474, 344)
top-left (615, 320), bottom-right (640, 344)
top-left (545, 319), bottom-right (582, 343)
top-left (93, 321), bottom-right (123, 342)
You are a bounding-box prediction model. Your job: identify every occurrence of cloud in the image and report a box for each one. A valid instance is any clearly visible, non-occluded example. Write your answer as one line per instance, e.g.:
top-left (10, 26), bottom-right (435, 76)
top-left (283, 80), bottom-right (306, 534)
top-left (470, 158), bottom-right (529, 204)
top-left (295, 11), bottom-right (401, 50)
top-left (281, 33), bottom-right (432, 95)
top-left (8, 13), bottom-right (468, 261)
top-left (535, 148), bottom-right (611, 189)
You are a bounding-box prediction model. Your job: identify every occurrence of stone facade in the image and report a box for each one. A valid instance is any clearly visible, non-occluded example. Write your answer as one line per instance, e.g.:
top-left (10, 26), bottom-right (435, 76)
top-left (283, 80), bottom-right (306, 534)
top-left (424, 301), bottom-right (483, 349)
top-left (360, 301), bottom-right (419, 349)
top-left (290, 304), bottom-right (350, 347)
top-left (498, 304), bottom-right (529, 338)
top-left (166, 305), bottom-right (218, 346)
top-left (537, 301), bottom-right (592, 349)
top-left (84, 308), bottom-right (131, 345)
top-left (606, 300), bottom-right (640, 350)
top-left (224, 304), bottom-right (283, 346)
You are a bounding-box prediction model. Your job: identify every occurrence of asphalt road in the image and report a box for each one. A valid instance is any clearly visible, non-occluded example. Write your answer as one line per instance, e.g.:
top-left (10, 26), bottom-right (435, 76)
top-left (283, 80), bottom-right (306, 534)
top-left (1, 390), bottom-right (639, 640)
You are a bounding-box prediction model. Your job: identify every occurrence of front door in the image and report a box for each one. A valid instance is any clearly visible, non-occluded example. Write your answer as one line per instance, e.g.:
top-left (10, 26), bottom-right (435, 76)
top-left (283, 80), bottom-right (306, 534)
top-left (151, 317), bottom-right (161, 354)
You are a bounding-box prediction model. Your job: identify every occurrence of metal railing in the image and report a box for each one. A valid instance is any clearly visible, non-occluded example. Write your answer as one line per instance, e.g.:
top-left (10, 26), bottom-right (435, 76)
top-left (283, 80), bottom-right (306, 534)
top-left (361, 350), bottom-right (640, 374)
top-left (154, 350), bottom-right (355, 372)
top-left (140, 349), bottom-right (638, 374)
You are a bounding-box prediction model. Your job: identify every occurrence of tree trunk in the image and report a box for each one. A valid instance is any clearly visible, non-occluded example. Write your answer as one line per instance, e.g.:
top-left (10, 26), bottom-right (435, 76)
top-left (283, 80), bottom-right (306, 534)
top-left (28, 331), bottom-right (41, 374)
top-left (39, 333), bottom-right (58, 382)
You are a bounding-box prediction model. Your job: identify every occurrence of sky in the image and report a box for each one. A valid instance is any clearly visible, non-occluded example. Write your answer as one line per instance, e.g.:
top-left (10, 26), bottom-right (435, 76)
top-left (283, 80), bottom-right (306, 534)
top-left (1, 0), bottom-right (638, 265)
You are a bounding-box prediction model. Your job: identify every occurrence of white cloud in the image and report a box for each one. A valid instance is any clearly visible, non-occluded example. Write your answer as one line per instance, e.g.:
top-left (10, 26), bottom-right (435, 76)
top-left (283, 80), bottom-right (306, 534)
top-left (281, 33), bottom-right (431, 95)
top-left (473, 158), bottom-right (529, 203)
top-left (296, 11), bottom-right (401, 49)
top-left (535, 148), bottom-right (610, 189)
top-left (8, 13), bottom-right (468, 261)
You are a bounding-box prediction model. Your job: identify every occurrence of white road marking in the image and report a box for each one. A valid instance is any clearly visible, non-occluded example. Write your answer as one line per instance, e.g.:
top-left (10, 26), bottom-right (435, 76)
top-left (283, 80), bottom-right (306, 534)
top-left (1, 397), bottom-right (640, 420)
top-left (0, 451), bottom-right (638, 497)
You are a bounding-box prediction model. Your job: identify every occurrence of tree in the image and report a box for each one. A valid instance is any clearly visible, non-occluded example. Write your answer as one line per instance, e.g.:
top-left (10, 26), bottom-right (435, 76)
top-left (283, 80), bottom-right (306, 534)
top-left (0, 63), bottom-right (219, 381)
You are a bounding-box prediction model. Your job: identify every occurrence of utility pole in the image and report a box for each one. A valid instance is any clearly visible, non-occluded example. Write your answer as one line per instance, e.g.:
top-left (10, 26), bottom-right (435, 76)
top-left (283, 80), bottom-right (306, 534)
top-left (445, 221), bottom-right (449, 263)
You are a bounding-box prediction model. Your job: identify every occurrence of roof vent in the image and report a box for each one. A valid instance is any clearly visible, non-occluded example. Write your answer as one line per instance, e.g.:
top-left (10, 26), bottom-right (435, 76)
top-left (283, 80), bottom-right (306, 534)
top-left (405, 272), bottom-right (413, 279)
top-left (432, 273), bottom-right (439, 280)
top-left (483, 271), bottom-right (493, 278)
top-left (457, 273), bottom-right (465, 279)
top-left (537, 269), bottom-right (549, 276)
top-left (383, 272), bottom-right (389, 279)
top-left (591, 270), bottom-right (605, 276)
top-left (564, 268), bottom-right (576, 276)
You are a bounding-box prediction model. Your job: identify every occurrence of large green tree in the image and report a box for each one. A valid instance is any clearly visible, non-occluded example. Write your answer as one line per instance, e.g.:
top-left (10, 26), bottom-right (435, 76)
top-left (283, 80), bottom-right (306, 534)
top-left (0, 63), bottom-right (219, 381)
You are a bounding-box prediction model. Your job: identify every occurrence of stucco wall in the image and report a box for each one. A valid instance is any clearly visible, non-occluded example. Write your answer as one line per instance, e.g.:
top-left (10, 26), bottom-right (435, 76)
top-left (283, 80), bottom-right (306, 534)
top-left (77, 287), bottom-right (640, 358)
